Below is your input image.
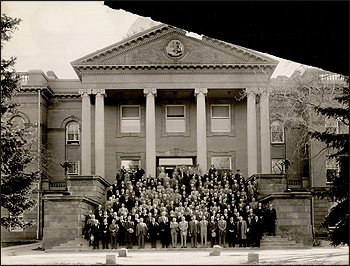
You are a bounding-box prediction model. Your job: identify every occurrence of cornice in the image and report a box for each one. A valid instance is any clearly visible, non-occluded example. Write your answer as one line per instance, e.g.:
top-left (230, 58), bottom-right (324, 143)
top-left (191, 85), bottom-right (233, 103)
top-left (19, 86), bottom-right (54, 96)
top-left (76, 64), bottom-right (276, 75)
top-left (53, 94), bottom-right (81, 99)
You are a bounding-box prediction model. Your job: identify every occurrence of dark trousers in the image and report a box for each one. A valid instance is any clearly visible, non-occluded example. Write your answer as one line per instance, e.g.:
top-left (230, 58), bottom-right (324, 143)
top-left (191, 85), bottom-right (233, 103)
top-left (102, 233), bottom-right (109, 249)
top-left (227, 232), bottom-right (236, 247)
top-left (191, 233), bottom-right (198, 248)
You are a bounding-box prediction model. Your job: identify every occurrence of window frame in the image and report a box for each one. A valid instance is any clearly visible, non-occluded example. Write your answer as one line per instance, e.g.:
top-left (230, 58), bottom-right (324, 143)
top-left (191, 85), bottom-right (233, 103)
top-left (271, 120), bottom-right (284, 144)
top-left (165, 105), bottom-right (186, 133)
top-left (211, 156), bottom-right (232, 171)
top-left (9, 213), bottom-right (24, 232)
top-left (210, 104), bottom-right (231, 133)
top-left (325, 117), bottom-right (339, 134)
top-left (66, 121), bottom-right (80, 145)
top-left (271, 159), bottom-right (286, 174)
top-left (120, 105), bottom-right (141, 133)
top-left (326, 157), bottom-right (339, 183)
top-left (121, 158), bottom-right (141, 171)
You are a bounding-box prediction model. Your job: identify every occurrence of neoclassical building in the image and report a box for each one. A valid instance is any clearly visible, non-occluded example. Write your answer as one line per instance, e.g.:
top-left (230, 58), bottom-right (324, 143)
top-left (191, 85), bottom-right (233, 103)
top-left (2, 23), bottom-right (344, 246)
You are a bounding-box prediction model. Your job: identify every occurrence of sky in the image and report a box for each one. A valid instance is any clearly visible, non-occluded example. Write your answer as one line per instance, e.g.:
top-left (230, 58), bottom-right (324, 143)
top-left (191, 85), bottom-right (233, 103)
top-left (2, 1), bottom-right (302, 80)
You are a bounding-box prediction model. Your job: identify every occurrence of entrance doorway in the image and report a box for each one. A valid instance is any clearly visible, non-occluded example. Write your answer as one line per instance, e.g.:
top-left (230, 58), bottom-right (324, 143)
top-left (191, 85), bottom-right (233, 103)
top-left (156, 157), bottom-right (195, 177)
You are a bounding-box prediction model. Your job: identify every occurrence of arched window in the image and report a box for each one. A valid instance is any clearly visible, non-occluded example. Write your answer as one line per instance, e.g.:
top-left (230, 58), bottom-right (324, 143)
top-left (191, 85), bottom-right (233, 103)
top-left (66, 122), bottom-right (80, 144)
top-left (271, 120), bottom-right (284, 143)
top-left (11, 115), bottom-right (25, 129)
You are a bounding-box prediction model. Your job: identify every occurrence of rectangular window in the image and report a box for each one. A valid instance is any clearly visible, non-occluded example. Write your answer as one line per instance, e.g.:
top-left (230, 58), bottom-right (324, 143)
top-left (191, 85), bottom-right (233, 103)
top-left (166, 105), bottom-right (186, 132)
top-left (271, 121), bottom-right (284, 143)
top-left (326, 157), bottom-right (339, 183)
top-left (325, 117), bottom-right (339, 134)
top-left (211, 157), bottom-right (231, 170)
top-left (121, 106), bottom-right (141, 133)
top-left (271, 159), bottom-right (285, 174)
top-left (67, 161), bottom-right (79, 175)
top-left (211, 105), bottom-right (230, 132)
top-left (121, 159), bottom-right (140, 171)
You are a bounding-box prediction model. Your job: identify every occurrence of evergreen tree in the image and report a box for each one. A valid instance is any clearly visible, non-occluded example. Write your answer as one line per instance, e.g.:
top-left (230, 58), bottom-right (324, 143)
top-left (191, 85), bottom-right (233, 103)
top-left (309, 76), bottom-right (349, 246)
top-left (1, 13), bottom-right (39, 229)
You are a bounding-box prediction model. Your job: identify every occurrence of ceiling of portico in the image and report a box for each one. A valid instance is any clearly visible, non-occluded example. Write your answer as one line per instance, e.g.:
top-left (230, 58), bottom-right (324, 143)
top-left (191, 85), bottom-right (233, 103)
top-left (71, 24), bottom-right (278, 81)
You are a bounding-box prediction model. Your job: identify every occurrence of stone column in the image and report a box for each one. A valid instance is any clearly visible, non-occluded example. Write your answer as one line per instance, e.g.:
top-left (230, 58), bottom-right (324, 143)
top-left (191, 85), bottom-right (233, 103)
top-left (195, 88), bottom-right (208, 174)
top-left (93, 89), bottom-right (106, 178)
top-left (260, 90), bottom-right (271, 173)
top-left (247, 89), bottom-right (258, 177)
top-left (144, 88), bottom-right (157, 177)
top-left (79, 89), bottom-right (91, 175)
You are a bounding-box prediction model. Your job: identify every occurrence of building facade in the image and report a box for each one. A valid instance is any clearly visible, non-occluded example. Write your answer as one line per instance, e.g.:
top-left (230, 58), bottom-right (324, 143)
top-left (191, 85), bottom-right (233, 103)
top-left (2, 24), bottom-right (345, 243)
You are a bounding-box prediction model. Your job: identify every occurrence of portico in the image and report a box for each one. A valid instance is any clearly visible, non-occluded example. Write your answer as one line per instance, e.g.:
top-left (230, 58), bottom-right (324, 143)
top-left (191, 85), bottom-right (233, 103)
top-left (71, 23), bottom-right (278, 182)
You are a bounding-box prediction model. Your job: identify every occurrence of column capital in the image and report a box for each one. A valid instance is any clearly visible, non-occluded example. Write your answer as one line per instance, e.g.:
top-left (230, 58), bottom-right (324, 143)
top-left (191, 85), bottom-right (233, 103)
top-left (143, 88), bottom-right (157, 97)
top-left (245, 88), bottom-right (258, 96)
top-left (79, 89), bottom-right (92, 96)
top-left (92, 89), bottom-right (106, 96)
top-left (194, 88), bottom-right (208, 96)
top-left (260, 89), bottom-right (270, 97)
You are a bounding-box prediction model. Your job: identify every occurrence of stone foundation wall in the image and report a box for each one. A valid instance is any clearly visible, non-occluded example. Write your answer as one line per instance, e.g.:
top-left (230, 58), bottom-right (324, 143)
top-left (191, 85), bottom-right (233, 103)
top-left (42, 195), bottom-right (100, 249)
top-left (260, 192), bottom-right (313, 246)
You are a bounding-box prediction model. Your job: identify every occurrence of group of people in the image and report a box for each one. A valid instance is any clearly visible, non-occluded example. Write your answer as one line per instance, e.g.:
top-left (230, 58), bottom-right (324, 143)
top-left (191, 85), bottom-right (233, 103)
top-left (82, 164), bottom-right (277, 249)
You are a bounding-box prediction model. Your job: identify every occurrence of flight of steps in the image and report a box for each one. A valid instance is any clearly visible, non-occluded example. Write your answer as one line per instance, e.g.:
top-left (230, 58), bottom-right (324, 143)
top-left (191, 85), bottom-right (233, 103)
top-left (260, 235), bottom-right (306, 249)
top-left (45, 237), bottom-right (92, 252)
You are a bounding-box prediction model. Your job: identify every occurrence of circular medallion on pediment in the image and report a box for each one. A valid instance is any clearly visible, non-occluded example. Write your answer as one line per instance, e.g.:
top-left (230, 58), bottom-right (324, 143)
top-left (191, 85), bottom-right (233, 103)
top-left (165, 39), bottom-right (185, 58)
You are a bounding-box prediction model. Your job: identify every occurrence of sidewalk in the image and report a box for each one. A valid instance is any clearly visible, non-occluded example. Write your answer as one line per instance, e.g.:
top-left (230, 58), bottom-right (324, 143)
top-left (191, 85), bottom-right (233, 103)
top-left (1, 240), bottom-right (349, 265)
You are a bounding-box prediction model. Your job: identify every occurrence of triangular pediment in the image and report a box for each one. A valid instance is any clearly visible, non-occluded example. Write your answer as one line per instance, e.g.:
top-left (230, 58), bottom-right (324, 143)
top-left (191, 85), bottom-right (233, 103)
top-left (71, 24), bottom-right (278, 78)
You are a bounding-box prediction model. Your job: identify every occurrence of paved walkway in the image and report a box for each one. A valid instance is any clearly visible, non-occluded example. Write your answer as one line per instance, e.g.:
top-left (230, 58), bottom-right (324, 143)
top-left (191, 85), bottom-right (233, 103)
top-left (1, 241), bottom-right (349, 265)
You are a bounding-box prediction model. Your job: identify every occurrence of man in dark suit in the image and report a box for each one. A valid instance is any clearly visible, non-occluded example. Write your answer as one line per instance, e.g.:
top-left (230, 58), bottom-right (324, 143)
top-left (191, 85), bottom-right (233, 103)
top-left (208, 164), bottom-right (217, 177)
top-left (227, 216), bottom-right (236, 247)
top-left (189, 216), bottom-right (199, 248)
top-left (124, 215), bottom-right (135, 249)
top-left (250, 215), bottom-right (262, 247)
top-left (135, 165), bottom-right (145, 183)
top-left (208, 216), bottom-right (218, 247)
top-left (234, 169), bottom-right (242, 182)
top-left (148, 217), bottom-right (159, 249)
top-left (265, 204), bottom-right (277, 236)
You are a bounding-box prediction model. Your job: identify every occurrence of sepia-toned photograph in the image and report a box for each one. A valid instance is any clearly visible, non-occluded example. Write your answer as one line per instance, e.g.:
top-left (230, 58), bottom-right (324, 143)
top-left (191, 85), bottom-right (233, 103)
top-left (1, 1), bottom-right (348, 265)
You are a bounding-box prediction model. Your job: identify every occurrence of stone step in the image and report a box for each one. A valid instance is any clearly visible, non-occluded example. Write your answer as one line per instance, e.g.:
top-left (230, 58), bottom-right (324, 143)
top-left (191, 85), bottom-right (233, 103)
top-left (67, 238), bottom-right (89, 245)
top-left (52, 245), bottom-right (91, 250)
top-left (53, 243), bottom-right (90, 249)
top-left (262, 235), bottom-right (282, 239)
top-left (261, 240), bottom-right (297, 245)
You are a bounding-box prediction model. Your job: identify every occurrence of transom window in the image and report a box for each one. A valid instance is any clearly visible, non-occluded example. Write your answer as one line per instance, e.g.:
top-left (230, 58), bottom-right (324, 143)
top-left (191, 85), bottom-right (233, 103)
top-left (211, 157), bottom-right (231, 171)
top-left (67, 161), bottom-right (79, 175)
top-left (121, 158), bottom-right (140, 171)
top-left (166, 105), bottom-right (185, 132)
top-left (271, 120), bottom-right (284, 143)
top-left (211, 105), bottom-right (230, 132)
top-left (66, 122), bottom-right (80, 144)
top-left (121, 106), bottom-right (141, 133)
